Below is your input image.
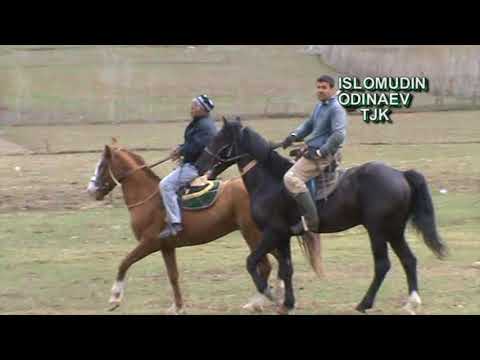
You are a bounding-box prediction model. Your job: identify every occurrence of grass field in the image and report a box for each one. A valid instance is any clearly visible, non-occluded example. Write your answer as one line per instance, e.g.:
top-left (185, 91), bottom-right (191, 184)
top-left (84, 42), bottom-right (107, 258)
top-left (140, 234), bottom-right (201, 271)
top-left (1, 110), bottom-right (479, 315)
top-left (0, 194), bottom-right (478, 315)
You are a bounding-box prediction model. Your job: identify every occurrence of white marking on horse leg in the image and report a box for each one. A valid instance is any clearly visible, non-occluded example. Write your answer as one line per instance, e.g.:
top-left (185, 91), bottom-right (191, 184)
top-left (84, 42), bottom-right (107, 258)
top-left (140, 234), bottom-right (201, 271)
top-left (275, 280), bottom-right (285, 305)
top-left (403, 291), bottom-right (422, 315)
top-left (109, 281), bottom-right (125, 305)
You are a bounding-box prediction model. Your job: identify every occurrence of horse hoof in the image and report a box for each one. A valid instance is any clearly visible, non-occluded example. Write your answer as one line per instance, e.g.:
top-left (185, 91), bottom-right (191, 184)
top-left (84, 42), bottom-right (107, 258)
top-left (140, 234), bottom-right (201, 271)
top-left (402, 306), bottom-right (417, 315)
top-left (276, 305), bottom-right (292, 315)
top-left (402, 302), bottom-right (421, 315)
top-left (243, 293), bottom-right (269, 313)
top-left (109, 298), bottom-right (122, 311)
top-left (365, 308), bottom-right (383, 315)
top-left (242, 302), bottom-right (264, 313)
top-left (402, 291), bottom-right (422, 315)
top-left (167, 304), bottom-right (186, 315)
top-left (109, 281), bottom-right (125, 310)
top-left (355, 305), bottom-right (368, 314)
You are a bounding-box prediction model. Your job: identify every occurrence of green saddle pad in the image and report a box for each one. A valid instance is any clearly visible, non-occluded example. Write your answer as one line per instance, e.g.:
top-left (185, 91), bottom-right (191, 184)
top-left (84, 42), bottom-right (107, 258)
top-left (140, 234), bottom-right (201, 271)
top-left (181, 180), bottom-right (222, 211)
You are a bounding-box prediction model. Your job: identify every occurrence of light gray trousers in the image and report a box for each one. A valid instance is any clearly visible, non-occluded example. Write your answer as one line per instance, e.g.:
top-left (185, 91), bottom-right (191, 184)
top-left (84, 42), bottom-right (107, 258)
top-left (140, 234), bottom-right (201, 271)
top-left (159, 163), bottom-right (199, 225)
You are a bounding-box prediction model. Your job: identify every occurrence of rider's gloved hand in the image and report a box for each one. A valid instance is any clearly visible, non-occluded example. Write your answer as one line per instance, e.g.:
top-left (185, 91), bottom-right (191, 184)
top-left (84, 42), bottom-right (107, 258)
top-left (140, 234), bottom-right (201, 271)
top-left (282, 133), bottom-right (297, 149)
top-left (303, 147), bottom-right (324, 160)
top-left (170, 146), bottom-right (182, 160)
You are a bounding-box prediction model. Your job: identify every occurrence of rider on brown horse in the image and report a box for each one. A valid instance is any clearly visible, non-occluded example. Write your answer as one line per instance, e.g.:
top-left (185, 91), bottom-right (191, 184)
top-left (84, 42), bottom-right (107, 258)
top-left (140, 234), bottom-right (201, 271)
top-left (159, 95), bottom-right (218, 239)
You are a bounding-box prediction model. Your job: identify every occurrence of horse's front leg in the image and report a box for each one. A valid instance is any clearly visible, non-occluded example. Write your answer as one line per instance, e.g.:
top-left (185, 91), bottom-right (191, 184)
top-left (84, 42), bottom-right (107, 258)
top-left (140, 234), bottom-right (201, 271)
top-left (161, 248), bottom-right (185, 315)
top-left (109, 236), bottom-right (162, 311)
top-left (246, 228), bottom-right (279, 304)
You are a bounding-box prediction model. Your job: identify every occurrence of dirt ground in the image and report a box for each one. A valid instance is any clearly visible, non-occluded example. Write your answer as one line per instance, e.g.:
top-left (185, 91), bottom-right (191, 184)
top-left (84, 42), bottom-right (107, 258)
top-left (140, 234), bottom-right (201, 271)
top-left (0, 135), bottom-right (27, 155)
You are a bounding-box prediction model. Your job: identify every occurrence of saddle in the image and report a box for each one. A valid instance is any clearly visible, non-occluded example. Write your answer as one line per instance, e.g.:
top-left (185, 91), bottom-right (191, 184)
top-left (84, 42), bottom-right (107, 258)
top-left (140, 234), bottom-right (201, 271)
top-left (289, 148), bottom-right (346, 201)
top-left (178, 176), bottom-right (222, 211)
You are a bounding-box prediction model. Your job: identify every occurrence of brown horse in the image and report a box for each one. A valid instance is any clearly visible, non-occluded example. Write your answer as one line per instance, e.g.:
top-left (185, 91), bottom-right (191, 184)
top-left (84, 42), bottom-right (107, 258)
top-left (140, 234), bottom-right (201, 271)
top-left (86, 141), bottom-right (322, 314)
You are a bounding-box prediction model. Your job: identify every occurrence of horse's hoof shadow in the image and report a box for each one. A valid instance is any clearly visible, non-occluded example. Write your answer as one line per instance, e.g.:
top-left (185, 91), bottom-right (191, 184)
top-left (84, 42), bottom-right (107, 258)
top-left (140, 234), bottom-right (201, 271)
top-left (108, 304), bottom-right (120, 312)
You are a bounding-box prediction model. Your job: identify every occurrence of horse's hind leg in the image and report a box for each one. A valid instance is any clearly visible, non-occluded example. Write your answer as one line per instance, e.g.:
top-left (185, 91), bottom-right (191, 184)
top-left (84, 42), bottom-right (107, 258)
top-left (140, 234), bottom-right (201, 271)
top-left (356, 227), bottom-right (391, 313)
top-left (276, 239), bottom-right (295, 315)
top-left (109, 237), bottom-right (162, 311)
top-left (389, 235), bottom-right (421, 315)
top-left (161, 248), bottom-right (185, 315)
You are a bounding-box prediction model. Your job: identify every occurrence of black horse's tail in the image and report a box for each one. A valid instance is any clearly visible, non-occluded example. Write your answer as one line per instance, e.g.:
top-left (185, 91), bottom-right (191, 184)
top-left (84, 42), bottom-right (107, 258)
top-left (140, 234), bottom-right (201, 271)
top-left (403, 170), bottom-right (448, 259)
top-left (297, 233), bottom-right (324, 278)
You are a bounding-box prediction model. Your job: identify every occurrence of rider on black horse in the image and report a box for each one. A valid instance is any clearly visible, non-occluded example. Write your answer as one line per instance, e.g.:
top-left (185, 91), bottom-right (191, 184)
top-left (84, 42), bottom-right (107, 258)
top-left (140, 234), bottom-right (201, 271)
top-left (282, 75), bottom-right (348, 234)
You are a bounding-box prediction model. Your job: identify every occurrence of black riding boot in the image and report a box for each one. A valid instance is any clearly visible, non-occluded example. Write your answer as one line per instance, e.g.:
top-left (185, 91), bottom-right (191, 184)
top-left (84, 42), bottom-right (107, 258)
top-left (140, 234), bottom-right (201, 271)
top-left (290, 192), bottom-right (320, 235)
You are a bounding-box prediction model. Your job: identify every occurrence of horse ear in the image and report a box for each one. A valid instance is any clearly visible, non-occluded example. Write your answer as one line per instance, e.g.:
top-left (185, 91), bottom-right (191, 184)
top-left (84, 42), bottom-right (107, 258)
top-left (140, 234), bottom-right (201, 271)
top-left (104, 145), bottom-right (112, 159)
top-left (112, 137), bottom-right (118, 146)
top-left (222, 116), bottom-right (228, 127)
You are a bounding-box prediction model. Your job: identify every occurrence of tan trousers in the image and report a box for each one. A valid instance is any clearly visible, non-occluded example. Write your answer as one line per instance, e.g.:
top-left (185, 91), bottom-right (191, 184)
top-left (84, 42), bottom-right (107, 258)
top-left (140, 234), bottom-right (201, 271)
top-left (284, 153), bottom-right (339, 195)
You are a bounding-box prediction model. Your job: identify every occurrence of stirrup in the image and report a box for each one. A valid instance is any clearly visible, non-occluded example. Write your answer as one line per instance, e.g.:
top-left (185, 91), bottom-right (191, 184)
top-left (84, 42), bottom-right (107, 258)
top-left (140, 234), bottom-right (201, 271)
top-left (159, 223), bottom-right (183, 239)
top-left (290, 217), bottom-right (309, 235)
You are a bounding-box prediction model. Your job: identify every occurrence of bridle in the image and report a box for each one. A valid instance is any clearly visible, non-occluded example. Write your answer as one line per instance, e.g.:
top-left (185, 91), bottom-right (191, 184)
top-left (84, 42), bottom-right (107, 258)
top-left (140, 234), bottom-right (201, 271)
top-left (203, 127), bottom-right (253, 172)
top-left (203, 126), bottom-right (283, 177)
top-left (92, 151), bottom-right (171, 210)
top-left (108, 162), bottom-right (161, 210)
top-left (108, 163), bottom-right (148, 187)
top-left (203, 129), bottom-right (250, 165)
top-left (205, 132), bottom-right (256, 178)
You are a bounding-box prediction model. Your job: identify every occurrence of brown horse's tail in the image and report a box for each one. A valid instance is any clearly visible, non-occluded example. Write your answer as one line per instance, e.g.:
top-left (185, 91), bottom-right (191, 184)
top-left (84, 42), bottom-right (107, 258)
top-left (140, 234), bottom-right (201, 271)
top-left (297, 232), bottom-right (324, 278)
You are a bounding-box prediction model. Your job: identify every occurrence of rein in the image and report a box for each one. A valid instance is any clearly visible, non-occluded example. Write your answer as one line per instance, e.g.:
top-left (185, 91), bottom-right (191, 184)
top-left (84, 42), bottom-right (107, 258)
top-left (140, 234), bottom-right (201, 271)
top-left (108, 154), bottom-right (171, 210)
top-left (238, 160), bottom-right (258, 177)
top-left (205, 127), bottom-right (283, 181)
top-left (204, 146), bottom-right (250, 164)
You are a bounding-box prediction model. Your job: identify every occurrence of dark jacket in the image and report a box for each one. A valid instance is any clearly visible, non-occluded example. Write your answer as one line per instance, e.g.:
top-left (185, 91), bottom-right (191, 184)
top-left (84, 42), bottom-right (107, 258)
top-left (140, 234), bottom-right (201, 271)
top-left (179, 115), bottom-right (218, 164)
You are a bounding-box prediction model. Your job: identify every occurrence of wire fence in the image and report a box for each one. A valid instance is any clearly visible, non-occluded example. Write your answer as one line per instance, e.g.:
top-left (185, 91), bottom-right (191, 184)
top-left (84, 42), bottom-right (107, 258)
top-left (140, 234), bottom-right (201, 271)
top-left (307, 45), bottom-right (480, 110)
top-left (2, 46), bottom-right (480, 127)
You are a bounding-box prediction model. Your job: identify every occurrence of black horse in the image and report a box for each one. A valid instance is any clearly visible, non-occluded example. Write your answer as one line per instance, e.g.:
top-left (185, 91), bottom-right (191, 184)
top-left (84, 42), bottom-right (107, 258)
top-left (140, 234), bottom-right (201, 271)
top-left (196, 117), bottom-right (448, 314)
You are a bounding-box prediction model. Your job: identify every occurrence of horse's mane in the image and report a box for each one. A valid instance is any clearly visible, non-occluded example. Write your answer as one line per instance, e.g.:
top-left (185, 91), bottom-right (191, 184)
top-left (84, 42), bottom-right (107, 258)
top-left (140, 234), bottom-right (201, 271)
top-left (117, 148), bottom-right (161, 183)
top-left (241, 126), bottom-right (294, 179)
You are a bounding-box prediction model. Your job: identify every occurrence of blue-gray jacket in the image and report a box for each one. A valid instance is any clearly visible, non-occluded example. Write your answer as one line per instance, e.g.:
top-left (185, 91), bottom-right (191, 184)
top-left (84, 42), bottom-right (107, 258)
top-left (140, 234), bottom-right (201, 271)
top-left (292, 96), bottom-right (347, 156)
top-left (179, 115), bottom-right (218, 165)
